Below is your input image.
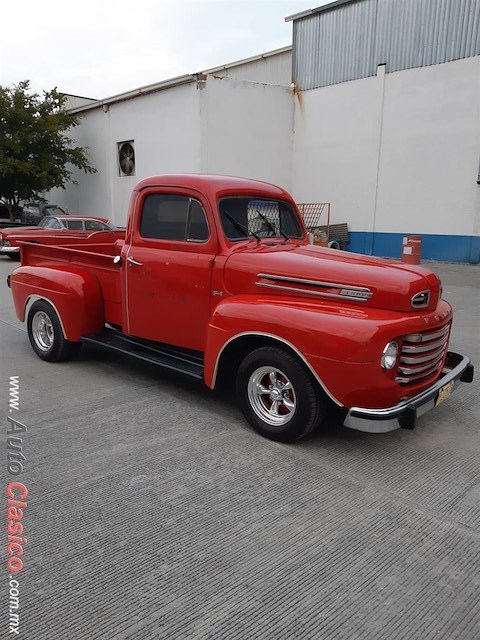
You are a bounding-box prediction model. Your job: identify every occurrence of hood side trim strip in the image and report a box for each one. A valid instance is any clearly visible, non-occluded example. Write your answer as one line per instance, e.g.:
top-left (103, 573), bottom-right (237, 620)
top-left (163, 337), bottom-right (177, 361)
top-left (257, 273), bottom-right (372, 293)
top-left (256, 281), bottom-right (371, 302)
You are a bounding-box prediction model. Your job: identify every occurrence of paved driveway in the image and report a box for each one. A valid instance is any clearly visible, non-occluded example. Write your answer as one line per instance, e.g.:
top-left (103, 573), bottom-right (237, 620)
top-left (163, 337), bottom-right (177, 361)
top-left (1, 258), bottom-right (479, 639)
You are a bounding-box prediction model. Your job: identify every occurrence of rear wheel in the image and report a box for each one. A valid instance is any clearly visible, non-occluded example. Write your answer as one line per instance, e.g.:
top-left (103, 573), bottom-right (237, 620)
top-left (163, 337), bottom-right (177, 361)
top-left (236, 346), bottom-right (325, 443)
top-left (7, 254), bottom-right (20, 261)
top-left (328, 239), bottom-right (341, 250)
top-left (27, 300), bottom-right (81, 362)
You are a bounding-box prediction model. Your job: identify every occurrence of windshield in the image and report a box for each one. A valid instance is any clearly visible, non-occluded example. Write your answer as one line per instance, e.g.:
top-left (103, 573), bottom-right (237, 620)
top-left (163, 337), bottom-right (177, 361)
top-left (219, 197), bottom-right (303, 242)
top-left (44, 206), bottom-right (66, 216)
top-left (24, 205), bottom-right (39, 214)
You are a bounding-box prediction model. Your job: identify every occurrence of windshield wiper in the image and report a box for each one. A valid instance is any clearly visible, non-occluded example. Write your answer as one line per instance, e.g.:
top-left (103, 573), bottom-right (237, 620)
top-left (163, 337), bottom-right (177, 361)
top-left (255, 210), bottom-right (288, 240)
top-left (222, 210), bottom-right (260, 242)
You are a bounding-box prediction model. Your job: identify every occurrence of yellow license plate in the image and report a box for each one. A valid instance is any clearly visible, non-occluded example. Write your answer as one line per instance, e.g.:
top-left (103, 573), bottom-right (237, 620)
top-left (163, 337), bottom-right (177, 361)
top-left (436, 380), bottom-right (454, 406)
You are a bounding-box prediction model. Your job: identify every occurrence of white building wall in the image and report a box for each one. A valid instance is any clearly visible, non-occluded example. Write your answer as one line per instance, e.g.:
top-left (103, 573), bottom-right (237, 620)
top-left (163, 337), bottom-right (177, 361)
top-left (375, 57), bottom-right (480, 236)
top-left (49, 77), bottom-right (293, 225)
top-left (48, 108), bottom-right (110, 218)
top-left (50, 83), bottom-right (202, 226)
top-left (205, 48), bottom-right (292, 86)
top-left (291, 71), bottom-right (383, 230)
top-left (200, 77), bottom-right (293, 189)
top-left (292, 56), bottom-right (480, 262)
top-left (49, 51), bottom-right (480, 262)
top-left (62, 95), bottom-right (98, 110)
top-left (106, 83), bottom-right (202, 224)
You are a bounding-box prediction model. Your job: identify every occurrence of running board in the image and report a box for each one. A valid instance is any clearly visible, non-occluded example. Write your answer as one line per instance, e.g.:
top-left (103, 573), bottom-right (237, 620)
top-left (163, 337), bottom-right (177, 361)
top-left (81, 330), bottom-right (204, 380)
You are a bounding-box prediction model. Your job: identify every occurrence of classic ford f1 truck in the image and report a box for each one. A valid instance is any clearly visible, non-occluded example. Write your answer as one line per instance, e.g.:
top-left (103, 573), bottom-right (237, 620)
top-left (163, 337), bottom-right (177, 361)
top-left (7, 174), bottom-right (474, 442)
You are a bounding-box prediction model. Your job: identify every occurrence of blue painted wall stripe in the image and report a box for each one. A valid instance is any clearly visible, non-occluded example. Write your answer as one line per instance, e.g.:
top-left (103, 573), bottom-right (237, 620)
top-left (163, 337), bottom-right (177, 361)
top-left (347, 232), bottom-right (480, 264)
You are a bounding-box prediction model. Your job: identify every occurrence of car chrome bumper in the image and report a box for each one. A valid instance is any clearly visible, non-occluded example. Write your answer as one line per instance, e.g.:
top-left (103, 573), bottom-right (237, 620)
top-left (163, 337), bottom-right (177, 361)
top-left (344, 352), bottom-right (474, 433)
top-left (0, 246), bottom-right (19, 254)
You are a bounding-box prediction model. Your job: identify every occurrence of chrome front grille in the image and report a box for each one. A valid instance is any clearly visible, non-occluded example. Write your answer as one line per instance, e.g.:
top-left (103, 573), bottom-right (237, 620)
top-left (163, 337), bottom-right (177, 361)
top-left (396, 323), bottom-right (451, 385)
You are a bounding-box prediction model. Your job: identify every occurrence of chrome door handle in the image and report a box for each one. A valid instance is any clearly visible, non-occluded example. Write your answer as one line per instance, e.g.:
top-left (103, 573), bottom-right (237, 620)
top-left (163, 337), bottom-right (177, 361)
top-left (127, 256), bottom-right (143, 266)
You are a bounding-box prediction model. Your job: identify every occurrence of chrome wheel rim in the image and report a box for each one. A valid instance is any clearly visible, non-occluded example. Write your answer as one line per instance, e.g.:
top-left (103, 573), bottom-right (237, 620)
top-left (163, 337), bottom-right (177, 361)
top-left (32, 311), bottom-right (54, 351)
top-left (247, 366), bottom-right (296, 427)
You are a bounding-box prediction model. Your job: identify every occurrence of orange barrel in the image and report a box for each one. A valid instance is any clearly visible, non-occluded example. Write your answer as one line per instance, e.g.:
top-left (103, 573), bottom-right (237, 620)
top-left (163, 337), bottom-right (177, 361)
top-left (401, 235), bottom-right (422, 264)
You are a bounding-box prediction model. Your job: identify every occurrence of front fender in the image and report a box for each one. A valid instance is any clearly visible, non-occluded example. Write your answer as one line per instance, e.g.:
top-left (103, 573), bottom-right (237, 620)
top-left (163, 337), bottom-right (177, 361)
top-left (204, 295), bottom-right (378, 400)
top-left (10, 265), bottom-right (104, 341)
top-left (203, 294), bottom-right (453, 408)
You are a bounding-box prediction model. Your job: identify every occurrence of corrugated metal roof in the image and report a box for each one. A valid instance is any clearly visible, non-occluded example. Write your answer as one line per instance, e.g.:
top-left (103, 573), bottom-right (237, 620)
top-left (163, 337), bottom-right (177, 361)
top-left (292, 0), bottom-right (480, 90)
top-left (286, 0), bottom-right (359, 22)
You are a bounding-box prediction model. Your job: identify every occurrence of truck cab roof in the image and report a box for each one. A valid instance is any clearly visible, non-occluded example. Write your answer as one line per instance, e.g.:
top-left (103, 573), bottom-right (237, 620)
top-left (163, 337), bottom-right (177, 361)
top-left (134, 174), bottom-right (291, 200)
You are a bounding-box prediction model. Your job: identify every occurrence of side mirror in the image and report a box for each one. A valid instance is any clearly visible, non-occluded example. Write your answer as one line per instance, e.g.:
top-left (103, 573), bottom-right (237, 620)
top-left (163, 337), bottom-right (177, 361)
top-left (113, 255), bottom-right (122, 265)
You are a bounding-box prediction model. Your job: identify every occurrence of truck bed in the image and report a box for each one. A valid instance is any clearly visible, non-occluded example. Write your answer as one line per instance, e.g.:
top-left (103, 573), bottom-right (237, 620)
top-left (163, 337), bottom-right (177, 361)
top-left (19, 238), bottom-right (124, 325)
top-left (19, 237), bottom-right (122, 265)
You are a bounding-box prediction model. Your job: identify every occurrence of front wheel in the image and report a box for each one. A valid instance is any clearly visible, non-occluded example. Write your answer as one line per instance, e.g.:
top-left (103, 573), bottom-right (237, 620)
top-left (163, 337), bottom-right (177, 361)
top-left (27, 300), bottom-right (82, 362)
top-left (236, 346), bottom-right (325, 443)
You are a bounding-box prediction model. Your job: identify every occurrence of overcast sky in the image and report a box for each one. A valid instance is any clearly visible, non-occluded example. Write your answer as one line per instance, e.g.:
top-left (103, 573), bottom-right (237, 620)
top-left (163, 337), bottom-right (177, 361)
top-left (0, 0), bottom-right (327, 99)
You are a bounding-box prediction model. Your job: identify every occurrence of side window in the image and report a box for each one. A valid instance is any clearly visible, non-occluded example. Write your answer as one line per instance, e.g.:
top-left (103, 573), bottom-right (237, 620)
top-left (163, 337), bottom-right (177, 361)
top-left (66, 220), bottom-right (83, 230)
top-left (42, 218), bottom-right (62, 230)
top-left (140, 194), bottom-right (209, 242)
top-left (187, 199), bottom-right (209, 242)
top-left (85, 220), bottom-right (105, 231)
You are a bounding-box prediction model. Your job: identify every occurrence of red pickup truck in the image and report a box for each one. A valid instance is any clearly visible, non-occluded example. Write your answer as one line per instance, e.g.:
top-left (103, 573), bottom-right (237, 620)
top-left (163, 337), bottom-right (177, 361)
top-left (7, 174), bottom-right (473, 442)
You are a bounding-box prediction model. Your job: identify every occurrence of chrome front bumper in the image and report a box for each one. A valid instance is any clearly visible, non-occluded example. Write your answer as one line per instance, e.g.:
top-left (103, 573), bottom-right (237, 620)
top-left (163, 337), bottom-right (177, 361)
top-left (344, 352), bottom-right (474, 433)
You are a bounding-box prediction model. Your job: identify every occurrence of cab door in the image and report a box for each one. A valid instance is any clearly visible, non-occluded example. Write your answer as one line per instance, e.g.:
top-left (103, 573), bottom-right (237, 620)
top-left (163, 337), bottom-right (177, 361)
top-left (124, 188), bottom-right (217, 352)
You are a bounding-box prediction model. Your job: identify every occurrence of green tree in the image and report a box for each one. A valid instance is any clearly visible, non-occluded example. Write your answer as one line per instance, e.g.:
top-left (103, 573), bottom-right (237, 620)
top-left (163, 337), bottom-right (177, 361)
top-left (0, 80), bottom-right (96, 221)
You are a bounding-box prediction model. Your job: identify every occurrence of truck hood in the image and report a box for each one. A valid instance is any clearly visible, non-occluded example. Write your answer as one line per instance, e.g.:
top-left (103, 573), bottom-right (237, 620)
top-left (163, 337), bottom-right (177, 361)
top-left (223, 242), bottom-right (441, 313)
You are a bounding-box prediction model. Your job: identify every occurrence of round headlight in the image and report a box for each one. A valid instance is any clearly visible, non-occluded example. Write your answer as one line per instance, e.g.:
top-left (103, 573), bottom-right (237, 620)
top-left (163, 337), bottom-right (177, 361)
top-left (381, 341), bottom-right (398, 370)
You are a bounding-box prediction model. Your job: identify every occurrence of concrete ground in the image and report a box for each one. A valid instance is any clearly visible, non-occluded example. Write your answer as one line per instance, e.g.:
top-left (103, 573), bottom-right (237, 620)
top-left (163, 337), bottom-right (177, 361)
top-left (0, 257), bottom-right (479, 640)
